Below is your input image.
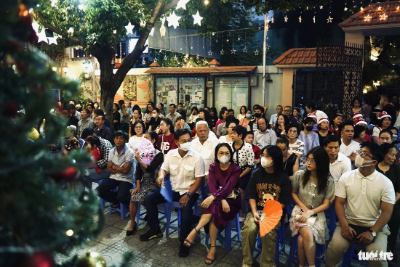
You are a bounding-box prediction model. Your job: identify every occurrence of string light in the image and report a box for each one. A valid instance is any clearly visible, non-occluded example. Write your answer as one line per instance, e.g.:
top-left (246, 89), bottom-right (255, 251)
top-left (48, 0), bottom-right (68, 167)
top-left (364, 14), bottom-right (372, 22)
top-left (66, 229), bottom-right (74, 237)
top-left (379, 13), bottom-right (388, 21)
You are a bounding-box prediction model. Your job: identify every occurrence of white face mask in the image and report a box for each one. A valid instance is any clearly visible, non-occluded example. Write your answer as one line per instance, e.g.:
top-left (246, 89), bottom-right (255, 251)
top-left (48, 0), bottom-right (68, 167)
top-left (218, 155), bottom-right (230, 164)
top-left (180, 141), bottom-right (191, 152)
top-left (354, 154), bottom-right (375, 169)
top-left (261, 157), bottom-right (273, 168)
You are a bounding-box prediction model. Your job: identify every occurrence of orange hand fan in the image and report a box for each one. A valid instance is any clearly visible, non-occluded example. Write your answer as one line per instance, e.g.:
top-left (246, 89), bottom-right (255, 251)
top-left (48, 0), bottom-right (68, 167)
top-left (259, 199), bottom-right (283, 237)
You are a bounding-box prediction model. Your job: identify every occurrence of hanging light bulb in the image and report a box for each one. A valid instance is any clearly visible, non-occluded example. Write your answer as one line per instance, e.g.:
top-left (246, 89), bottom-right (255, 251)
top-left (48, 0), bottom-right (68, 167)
top-left (203, 0), bottom-right (210, 6)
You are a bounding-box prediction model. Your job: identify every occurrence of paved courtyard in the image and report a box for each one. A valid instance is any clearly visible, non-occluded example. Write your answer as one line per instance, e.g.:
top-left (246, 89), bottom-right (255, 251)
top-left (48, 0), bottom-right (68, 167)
top-left (56, 209), bottom-right (398, 267)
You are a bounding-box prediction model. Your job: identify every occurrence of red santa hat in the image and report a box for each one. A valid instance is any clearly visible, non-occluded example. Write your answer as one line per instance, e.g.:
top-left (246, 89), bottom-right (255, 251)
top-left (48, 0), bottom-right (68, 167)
top-left (318, 117), bottom-right (329, 125)
top-left (378, 111), bottom-right (391, 120)
top-left (353, 117), bottom-right (368, 126)
top-left (352, 113), bottom-right (364, 121)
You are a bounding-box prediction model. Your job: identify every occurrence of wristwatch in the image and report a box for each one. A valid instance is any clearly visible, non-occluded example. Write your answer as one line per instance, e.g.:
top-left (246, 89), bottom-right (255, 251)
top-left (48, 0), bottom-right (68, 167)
top-left (369, 229), bottom-right (377, 238)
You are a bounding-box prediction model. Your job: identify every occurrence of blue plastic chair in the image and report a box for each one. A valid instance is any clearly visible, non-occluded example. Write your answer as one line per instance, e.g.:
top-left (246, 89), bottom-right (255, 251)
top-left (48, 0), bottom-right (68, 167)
top-left (204, 213), bottom-right (241, 250)
top-left (341, 243), bottom-right (368, 267)
top-left (100, 198), bottom-right (129, 219)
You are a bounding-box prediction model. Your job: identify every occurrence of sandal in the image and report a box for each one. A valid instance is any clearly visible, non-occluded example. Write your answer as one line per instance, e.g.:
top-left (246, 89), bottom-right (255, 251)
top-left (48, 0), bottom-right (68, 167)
top-left (183, 227), bottom-right (199, 248)
top-left (205, 245), bottom-right (216, 265)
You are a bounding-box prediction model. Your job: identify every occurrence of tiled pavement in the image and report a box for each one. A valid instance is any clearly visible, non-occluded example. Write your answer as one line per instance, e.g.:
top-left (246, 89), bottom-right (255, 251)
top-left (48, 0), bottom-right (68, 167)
top-left (56, 211), bottom-right (398, 267)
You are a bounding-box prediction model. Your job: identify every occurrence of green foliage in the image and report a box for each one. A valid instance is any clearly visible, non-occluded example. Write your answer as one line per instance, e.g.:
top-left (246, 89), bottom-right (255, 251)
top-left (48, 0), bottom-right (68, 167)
top-left (0, 1), bottom-right (106, 266)
top-left (36, 0), bottom-right (148, 51)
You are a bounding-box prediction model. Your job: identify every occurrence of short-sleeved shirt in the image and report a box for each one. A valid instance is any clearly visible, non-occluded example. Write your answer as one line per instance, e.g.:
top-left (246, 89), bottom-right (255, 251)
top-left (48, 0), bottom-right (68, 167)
top-left (254, 129), bottom-right (277, 148)
top-left (107, 144), bottom-right (134, 183)
top-left (329, 152), bottom-right (352, 184)
top-left (246, 167), bottom-right (291, 210)
top-left (335, 169), bottom-right (396, 227)
top-left (372, 126), bottom-right (381, 138)
top-left (339, 139), bottom-right (360, 157)
top-left (156, 133), bottom-right (177, 155)
top-left (232, 142), bottom-right (255, 170)
top-left (291, 170), bottom-right (334, 209)
top-left (161, 148), bottom-right (205, 194)
top-left (191, 135), bottom-right (219, 175)
top-left (288, 139), bottom-right (305, 157)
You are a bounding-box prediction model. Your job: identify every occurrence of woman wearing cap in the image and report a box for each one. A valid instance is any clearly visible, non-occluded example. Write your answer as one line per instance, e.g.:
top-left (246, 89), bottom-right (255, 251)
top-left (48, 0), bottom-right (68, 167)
top-left (372, 111), bottom-right (392, 144)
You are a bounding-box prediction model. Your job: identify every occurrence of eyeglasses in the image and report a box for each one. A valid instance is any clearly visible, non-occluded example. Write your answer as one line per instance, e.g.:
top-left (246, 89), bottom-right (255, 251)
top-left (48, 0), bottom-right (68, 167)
top-left (357, 150), bottom-right (373, 159)
top-left (306, 158), bottom-right (316, 164)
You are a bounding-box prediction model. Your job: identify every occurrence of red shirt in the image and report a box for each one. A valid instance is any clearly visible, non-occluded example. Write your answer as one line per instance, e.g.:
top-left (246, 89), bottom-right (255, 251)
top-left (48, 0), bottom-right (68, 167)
top-left (91, 147), bottom-right (102, 173)
top-left (252, 144), bottom-right (261, 160)
top-left (156, 133), bottom-right (177, 154)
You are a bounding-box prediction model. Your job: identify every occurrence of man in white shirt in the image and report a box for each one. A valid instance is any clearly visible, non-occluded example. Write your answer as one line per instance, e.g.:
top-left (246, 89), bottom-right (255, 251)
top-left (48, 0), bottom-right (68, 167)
top-left (191, 121), bottom-right (219, 176)
top-left (140, 129), bottom-right (205, 258)
top-left (324, 135), bottom-right (352, 184)
top-left (254, 117), bottom-right (277, 148)
top-left (326, 142), bottom-right (395, 267)
top-left (324, 134), bottom-right (352, 236)
top-left (97, 131), bottom-right (134, 207)
top-left (268, 104), bottom-right (283, 127)
top-left (165, 103), bottom-right (181, 125)
top-left (339, 120), bottom-right (360, 163)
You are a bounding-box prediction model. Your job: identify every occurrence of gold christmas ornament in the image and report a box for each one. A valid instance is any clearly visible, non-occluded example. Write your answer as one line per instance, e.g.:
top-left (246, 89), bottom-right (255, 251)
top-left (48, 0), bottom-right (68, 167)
top-left (77, 252), bottom-right (106, 267)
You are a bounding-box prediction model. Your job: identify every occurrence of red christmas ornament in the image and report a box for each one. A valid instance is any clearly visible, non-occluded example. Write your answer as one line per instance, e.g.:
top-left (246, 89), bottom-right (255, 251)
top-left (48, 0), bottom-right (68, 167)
top-left (3, 101), bottom-right (18, 117)
top-left (61, 166), bottom-right (78, 181)
top-left (18, 252), bottom-right (54, 267)
top-left (53, 166), bottom-right (78, 182)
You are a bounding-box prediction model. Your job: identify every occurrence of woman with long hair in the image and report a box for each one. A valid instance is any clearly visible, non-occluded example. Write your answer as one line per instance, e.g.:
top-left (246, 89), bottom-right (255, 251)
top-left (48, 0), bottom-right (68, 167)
top-left (289, 147), bottom-right (334, 267)
top-left (274, 114), bottom-right (288, 137)
top-left (182, 143), bottom-right (241, 264)
top-left (238, 105), bottom-right (248, 121)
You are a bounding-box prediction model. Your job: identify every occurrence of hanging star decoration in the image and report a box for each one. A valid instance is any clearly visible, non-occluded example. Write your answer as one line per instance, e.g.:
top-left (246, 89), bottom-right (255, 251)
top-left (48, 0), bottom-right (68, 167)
top-left (379, 13), bottom-right (388, 21)
top-left (220, 49), bottom-right (225, 55)
top-left (192, 11), bottom-right (203, 26)
top-left (364, 14), bottom-right (372, 22)
top-left (243, 46), bottom-right (248, 53)
top-left (231, 48), bottom-right (237, 55)
top-left (32, 21), bottom-right (48, 43)
top-left (125, 22), bottom-right (134, 35)
top-left (208, 50), bottom-right (213, 56)
top-left (284, 15), bottom-right (288, 23)
top-left (140, 19), bottom-right (146, 27)
top-left (298, 16), bottom-right (302, 23)
top-left (177, 0), bottom-right (190, 10)
top-left (254, 49), bottom-right (259, 56)
top-left (313, 16), bottom-right (316, 23)
top-left (327, 16), bottom-right (333, 23)
top-left (48, 36), bottom-right (57, 45)
top-left (167, 12), bottom-right (181, 29)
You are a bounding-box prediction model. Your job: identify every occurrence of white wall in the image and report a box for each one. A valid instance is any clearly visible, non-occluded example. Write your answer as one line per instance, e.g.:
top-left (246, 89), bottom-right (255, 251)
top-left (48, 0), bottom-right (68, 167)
top-left (252, 65), bottom-right (283, 117)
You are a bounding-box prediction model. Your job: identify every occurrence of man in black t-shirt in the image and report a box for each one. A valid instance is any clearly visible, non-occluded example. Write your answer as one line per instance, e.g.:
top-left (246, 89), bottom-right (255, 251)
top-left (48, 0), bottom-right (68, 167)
top-left (242, 145), bottom-right (291, 267)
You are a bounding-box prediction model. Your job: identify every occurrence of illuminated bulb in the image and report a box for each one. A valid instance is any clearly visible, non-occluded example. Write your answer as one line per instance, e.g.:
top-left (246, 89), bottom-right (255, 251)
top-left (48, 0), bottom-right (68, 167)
top-left (204, 0), bottom-right (210, 6)
top-left (66, 229), bottom-right (74, 237)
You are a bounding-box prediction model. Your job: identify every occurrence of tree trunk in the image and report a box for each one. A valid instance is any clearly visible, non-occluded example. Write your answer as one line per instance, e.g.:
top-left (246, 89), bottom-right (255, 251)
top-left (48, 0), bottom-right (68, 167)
top-left (92, 45), bottom-right (115, 122)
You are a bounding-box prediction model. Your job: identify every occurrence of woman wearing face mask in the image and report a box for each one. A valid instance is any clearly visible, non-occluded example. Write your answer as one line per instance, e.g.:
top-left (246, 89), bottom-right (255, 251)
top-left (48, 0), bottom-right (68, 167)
top-left (376, 143), bottom-right (400, 263)
top-left (183, 143), bottom-right (241, 264)
top-left (242, 145), bottom-right (291, 267)
top-left (240, 111), bottom-right (253, 131)
top-left (289, 147), bottom-right (333, 267)
top-left (127, 132), bottom-right (163, 236)
top-left (147, 108), bottom-right (162, 132)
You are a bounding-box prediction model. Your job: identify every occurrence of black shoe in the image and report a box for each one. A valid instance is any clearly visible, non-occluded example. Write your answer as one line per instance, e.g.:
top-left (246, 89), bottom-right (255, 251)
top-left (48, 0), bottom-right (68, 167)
top-left (126, 224), bottom-right (137, 236)
top-left (179, 243), bottom-right (190, 258)
top-left (139, 228), bottom-right (162, 241)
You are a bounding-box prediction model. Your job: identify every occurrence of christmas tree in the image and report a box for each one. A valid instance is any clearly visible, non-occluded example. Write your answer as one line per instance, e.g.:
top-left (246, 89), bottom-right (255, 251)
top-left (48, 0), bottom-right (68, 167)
top-left (0, 1), bottom-right (130, 266)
